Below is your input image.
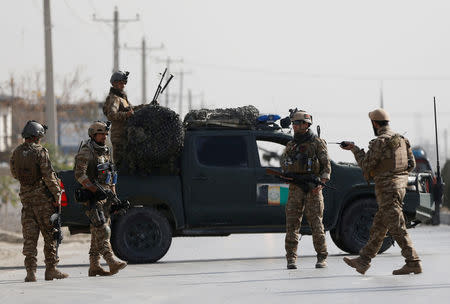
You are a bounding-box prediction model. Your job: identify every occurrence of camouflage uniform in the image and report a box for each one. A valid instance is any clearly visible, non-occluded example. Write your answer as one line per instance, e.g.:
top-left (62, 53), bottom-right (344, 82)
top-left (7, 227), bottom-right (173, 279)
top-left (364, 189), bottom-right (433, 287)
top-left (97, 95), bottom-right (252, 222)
top-left (350, 126), bottom-right (420, 269)
top-left (74, 138), bottom-right (126, 275)
top-left (10, 142), bottom-right (62, 279)
top-left (103, 88), bottom-right (133, 168)
top-left (281, 133), bottom-right (331, 266)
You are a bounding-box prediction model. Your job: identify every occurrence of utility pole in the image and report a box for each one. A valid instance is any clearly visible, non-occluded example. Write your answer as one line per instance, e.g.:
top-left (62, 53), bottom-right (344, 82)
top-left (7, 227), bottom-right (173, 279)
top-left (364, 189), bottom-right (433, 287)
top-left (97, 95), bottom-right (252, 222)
top-left (379, 80), bottom-right (384, 108)
top-left (10, 77), bottom-right (14, 98)
top-left (93, 6), bottom-right (139, 72)
top-left (445, 129), bottom-right (448, 161)
top-left (43, 0), bottom-right (57, 146)
top-left (123, 37), bottom-right (164, 104)
top-left (175, 70), bottom-right (192, 117)
top-left (188, 89), bottom-right (192, 112)
top-left (156, 57), bottom-right (183, 107)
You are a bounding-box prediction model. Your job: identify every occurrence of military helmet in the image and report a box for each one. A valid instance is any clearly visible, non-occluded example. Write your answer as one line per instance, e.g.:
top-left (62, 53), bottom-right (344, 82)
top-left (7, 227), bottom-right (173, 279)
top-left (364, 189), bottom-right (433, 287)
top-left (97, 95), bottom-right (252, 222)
top-left (110, 71), bottom-right (130, 85)
top-left (369, 108), bottom-right (390, 121)
top-left (21, 120), bottom-right (47, 139)
top-left (291, 110), bottom-right (313, 125)
top-left (88, 121), bottom-right (110, 138)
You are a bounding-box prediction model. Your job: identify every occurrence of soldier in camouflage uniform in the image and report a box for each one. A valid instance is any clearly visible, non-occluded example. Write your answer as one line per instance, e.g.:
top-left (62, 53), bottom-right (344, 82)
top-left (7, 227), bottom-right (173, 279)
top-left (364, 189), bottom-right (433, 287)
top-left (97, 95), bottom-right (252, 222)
top-left (341, 108), bottom-right (422, 275)
top-left (74, 121), bottom-right (127, 276)
top-left (103, 71), bottom-right (134, 169)
top-left (10, 121), bottom-right (68, 282)
top-left (281, 111), bottom-right (331, 270)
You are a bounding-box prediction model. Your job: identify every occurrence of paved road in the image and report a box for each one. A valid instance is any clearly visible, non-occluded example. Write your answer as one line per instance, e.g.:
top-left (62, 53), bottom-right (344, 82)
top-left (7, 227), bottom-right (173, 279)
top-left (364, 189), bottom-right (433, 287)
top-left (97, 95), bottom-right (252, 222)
top-left (1, 225), bottom-right (450, 303)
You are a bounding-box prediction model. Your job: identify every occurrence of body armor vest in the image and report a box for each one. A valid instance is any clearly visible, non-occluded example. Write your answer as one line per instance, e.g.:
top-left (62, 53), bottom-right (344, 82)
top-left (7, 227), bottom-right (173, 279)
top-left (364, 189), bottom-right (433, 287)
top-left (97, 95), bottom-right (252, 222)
top-left (13, 144), bottom-right (42, 186)
top-left (284, 141), bottom-right (321, 175)
top-left (78, 141), bottom-right (117, 185)
top-left (371, 133), bottom-right (408, 177)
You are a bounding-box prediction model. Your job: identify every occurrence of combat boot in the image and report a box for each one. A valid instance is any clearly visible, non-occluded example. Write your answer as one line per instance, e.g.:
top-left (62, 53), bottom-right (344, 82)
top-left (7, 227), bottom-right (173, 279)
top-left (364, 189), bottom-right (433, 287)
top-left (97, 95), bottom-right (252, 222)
top-left (88, 256), bottom-right (111, 277)
top-left (315, 255), bottom-right (328, 269)
top-left (343, 256), bottom-right (370, 275)
top-left (45, 266), bottom-right (69, 281)
top-left (393, 261), bottom-right (422, 275)
top-left (105, 255), bottom-right (127, 275)
top-left (286, 258), bottom-right (297, 270)
top-left (24, 268), bottom-right (36, 282)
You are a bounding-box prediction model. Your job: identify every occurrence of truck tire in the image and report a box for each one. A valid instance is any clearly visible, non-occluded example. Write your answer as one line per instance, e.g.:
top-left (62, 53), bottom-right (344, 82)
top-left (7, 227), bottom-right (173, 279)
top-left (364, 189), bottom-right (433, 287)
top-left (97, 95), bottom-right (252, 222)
top-left (111, 207), bottom-right (172, 263)
top-left (332, 198), bottom-right (393, 254)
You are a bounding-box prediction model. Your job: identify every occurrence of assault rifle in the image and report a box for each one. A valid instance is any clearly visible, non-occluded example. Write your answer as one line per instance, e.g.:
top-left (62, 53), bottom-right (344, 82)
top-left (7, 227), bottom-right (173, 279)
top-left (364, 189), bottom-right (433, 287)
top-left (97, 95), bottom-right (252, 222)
top-left (328, 141), bottom-right (355, 148)
top-left (265, 169), bottom-right (336, 192)
top-left (150, 68), bottom-right (174, 105)
top-left (50, 192), bottom-right (63, 259)
top-left (93, 181), bottom-right (130, 215)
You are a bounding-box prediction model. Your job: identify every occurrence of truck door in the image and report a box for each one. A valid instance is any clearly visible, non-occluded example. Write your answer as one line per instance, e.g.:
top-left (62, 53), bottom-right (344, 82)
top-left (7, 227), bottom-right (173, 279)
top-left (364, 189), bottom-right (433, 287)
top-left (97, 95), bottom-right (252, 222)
top-left (185, 132), bottom-right (256, 227)
top-left (252, 137), bottom-right (289, 226)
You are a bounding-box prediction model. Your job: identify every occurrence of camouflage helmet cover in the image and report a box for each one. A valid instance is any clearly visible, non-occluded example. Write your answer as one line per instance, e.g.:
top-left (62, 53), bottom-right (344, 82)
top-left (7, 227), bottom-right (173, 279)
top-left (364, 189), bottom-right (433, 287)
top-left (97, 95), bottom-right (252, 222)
top-left (88, 121), bottom-right (110, 138)
top-left (21, 120), bottom-right (47, 139)
top-left (110, 70), bottom-right (130, 85)
top-left (369, 108), bottom-right (390, 121)
top-left (291, 110), bottom-right (313, 125)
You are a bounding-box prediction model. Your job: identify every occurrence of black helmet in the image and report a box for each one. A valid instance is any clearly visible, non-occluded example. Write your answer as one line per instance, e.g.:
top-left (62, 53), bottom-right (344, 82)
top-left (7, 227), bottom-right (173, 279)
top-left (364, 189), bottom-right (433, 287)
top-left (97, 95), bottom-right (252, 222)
top-left (22, 120), bottom-right (47, 139)
top-left (110, 71), bottom-right (130, 85)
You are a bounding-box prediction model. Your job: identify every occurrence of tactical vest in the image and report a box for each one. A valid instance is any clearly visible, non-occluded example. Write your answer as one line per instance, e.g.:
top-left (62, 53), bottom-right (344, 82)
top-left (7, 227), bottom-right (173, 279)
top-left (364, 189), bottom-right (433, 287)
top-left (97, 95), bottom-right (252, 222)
top-left (371, 133), bottom-right (408, 177)
top-left (284, 140), bottom-right (321, 175)
top-left (103, 93), bottom-right (131, 117)
top-left (13, 143), bottom-right (42, 186)
top-left (77, 141), bottom-right (117, 185)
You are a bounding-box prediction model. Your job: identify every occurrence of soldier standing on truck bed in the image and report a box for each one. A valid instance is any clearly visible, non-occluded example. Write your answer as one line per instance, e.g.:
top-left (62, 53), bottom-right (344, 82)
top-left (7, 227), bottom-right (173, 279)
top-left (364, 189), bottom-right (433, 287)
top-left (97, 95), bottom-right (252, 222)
top-left (10, 121), bottom-right (69, 282)
top-left (103, 70), bottom-right (134, 169)
top-left (340, 108), bottom-right (422, 275)
top-left (281, 110), bottom-right (331, 270)
top-left (74, 121), bottom-right (127, 276)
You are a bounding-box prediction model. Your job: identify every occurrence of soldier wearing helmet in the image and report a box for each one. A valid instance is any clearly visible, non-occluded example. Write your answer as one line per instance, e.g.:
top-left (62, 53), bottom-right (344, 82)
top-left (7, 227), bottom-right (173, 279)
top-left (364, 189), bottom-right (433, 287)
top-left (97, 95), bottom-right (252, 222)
top-left (280, 110), bottom-right (331, 270)
top-left (9, 121), bottom-right (68, 282)
top-left (341, 108), bottom-right (421, 275)
top-left (103, 70), bottom-right (135, 169)
top-left (74, 121), bottom-right (127, 277)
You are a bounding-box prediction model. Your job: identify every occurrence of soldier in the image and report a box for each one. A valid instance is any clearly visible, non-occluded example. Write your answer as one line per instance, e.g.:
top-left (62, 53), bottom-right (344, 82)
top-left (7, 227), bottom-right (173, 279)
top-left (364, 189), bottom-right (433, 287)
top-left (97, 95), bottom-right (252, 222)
top-left (281, 110), bottom-right (331, 270)
top-left (341, 108), bottom-right (422, 275)
top-left (103, 70), bottom-right (134, 169)
top-left (10, 121), bottom-right (68, 282)
top-left (74, 121), bottom-right (127, 276)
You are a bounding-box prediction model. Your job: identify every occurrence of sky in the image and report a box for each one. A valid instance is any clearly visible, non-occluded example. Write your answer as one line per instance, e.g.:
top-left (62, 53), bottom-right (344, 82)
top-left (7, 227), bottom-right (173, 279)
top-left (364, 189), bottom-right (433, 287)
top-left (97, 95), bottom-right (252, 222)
top-left (2, 0), bottom-right (450, 163)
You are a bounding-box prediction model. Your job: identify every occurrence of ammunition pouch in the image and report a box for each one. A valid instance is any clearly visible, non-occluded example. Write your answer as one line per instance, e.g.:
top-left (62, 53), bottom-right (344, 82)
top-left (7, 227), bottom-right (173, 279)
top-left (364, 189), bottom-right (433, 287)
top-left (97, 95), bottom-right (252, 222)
top-left (86, 208), bottom-right (106, 227)
top-left (75, 188), bottom-right (93, 203)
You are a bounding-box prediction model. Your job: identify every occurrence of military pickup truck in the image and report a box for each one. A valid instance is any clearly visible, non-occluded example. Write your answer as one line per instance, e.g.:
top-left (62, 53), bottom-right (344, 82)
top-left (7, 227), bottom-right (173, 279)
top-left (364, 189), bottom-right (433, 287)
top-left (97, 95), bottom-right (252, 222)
top-left (58, 126), bottom-right (435, 263)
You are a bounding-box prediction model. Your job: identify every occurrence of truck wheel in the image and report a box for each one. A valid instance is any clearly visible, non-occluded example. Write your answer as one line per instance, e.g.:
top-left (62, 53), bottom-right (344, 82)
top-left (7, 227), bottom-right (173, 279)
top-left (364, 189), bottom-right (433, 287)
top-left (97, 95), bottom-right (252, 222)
top-left (333, 198), bottom-right (393, 254)
top-left (111, 207), bottom-right (172, 263)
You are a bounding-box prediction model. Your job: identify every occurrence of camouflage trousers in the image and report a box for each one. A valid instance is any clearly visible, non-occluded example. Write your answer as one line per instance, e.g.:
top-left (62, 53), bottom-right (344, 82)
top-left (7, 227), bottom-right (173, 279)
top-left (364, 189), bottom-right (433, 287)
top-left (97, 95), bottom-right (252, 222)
top-left (85, 200), bottom-right (114, 260)
top-left (359, 186), bottom-right (420, 263)
top-left (21, 202), bottom-right (58, 270)
top-left (285, 185), bottom-right (328, 260)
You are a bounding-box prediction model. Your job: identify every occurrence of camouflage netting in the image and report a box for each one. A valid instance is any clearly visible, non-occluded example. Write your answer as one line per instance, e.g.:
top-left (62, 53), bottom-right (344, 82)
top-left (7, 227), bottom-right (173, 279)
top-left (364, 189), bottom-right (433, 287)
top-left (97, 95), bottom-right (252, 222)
top-left (184, 105), bottom-right (259, 128)
top-left (125, 105), bottom-right (184, 174)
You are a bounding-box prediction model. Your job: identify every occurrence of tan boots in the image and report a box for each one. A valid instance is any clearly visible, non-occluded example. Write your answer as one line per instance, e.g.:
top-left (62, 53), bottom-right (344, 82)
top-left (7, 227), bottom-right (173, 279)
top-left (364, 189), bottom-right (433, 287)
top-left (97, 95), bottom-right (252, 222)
top-left (315, 255), bottom-right (328, 268)
top-left (105, 254), bottom-right (127, 275)
top-left (24, 268), bottom-right (36, 282)
top-left (393, 261), bottom-right (422, 275)
top-left (88, 256), bottom-right (111, 277)
top-left (45, 266), bottom-right (69, 281)
top-left (343, 257), bottom-right (371, 274)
